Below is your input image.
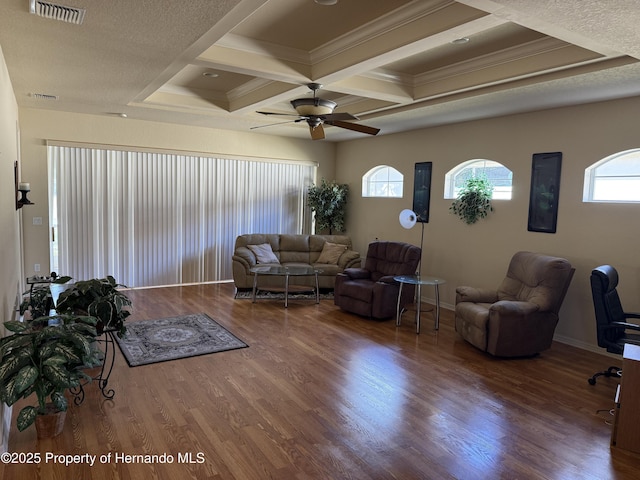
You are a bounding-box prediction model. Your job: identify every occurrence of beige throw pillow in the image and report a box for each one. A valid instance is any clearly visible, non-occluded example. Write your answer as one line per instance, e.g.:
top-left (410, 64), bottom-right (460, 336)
top-left (316, 242), bottom-right (347, 264)
top-left (247, 243), bottom-right (279, 264)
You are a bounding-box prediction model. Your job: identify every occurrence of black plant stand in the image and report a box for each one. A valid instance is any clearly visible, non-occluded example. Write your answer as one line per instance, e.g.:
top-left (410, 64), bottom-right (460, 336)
top-left (70, 329), bottom-right (117, 405)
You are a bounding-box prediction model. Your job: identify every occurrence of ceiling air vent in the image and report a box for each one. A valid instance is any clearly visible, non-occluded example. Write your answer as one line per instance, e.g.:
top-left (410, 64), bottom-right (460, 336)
top-left (31, 93), bottom-right (59, 101)
top-left (29, 0), bottom-right (86, 25)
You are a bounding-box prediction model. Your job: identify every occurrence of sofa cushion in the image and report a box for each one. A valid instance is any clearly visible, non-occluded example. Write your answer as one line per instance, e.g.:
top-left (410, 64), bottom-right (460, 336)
top-left (310, 235), bottom-right (351, 261)
top-left (316, 242), bottom-right (348, 264)
top-left (279, 234), bottom-right (311, 264)
top-left (247, 243), bottom-right (279, 264)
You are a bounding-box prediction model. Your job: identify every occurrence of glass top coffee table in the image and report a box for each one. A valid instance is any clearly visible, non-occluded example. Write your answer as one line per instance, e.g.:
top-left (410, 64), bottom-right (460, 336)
top-left (394, 275), bottom-right (446, 334)
top-left (250, 265), bottom-right (321, 308)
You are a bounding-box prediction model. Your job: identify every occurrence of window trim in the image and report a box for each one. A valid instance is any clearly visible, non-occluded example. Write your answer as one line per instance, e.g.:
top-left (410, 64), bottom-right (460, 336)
top-left (583, 148), bottom-right (640, 203)
top-left (362, 165), bottom-right (404, 198)
top-left (444, 159), bottom-right (512, 200)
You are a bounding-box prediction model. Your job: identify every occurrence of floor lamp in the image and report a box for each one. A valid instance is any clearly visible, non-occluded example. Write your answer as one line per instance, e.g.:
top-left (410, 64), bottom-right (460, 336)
top-left (399, 208), bottom-right (424, 276)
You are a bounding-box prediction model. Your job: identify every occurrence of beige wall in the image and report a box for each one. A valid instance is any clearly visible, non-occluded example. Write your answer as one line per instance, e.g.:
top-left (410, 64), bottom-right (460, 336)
top-left (0, 45), bottom-right (21, 454)
top-left (18, 108), bottom-right (337, 278)
top-left (17, 90), bottom-right (640, 354)
top-left (336, 97), bottom-right (640, 352)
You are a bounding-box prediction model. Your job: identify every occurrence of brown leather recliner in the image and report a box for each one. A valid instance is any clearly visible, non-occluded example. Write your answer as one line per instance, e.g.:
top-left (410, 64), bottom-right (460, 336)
top-left (455, 251), bottom-right (575, 357)
top-left (334, 241), bottom-right (421, 320)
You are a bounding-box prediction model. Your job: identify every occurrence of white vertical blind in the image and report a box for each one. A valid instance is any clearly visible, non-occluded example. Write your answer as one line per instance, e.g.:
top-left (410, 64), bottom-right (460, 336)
top-left (48, 145), bottom-right (315, 287)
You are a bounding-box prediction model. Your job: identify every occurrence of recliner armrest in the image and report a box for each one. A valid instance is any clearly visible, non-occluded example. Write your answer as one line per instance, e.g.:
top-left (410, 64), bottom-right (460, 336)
top-left (342, 268), bottom-right (371, 280)
top-left (456, 286), bottom-right (498, 304)
top-left (377, 275), bottom-right (397, 285)
top-left (490, 300), bottom-right (539, 316)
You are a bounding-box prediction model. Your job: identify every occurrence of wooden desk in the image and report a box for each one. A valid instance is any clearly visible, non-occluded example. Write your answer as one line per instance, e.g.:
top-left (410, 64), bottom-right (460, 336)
top-left (612, 343), bottom-right (640, 453)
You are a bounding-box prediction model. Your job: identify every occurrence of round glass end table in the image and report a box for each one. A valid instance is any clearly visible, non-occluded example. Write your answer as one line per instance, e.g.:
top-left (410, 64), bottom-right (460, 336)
top-left (393, 275), bottom-right (446, 334)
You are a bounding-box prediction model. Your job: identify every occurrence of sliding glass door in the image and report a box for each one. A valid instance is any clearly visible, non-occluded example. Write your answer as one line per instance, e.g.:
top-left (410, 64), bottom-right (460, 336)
top-left (48, 144), bottom-right (314, 287)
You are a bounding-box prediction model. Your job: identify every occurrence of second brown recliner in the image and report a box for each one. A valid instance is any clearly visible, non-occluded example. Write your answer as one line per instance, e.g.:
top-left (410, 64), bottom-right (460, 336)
top-left (334, 241), bottom-right (421, 320)
top-left (455, 251), bottom-right (574, 357)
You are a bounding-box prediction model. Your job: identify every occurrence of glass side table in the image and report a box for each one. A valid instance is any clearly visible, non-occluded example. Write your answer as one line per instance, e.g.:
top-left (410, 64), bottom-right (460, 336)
top-left (394, 275), bottom-right (446, 334)
top-left (250, 265), bottom-right (321, 308)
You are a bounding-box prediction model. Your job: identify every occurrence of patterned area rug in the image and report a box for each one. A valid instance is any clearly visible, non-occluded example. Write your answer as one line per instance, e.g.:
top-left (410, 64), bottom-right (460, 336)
top-left (235, 290), bottom-right (334, 300)
top-left (115, 313), bottom-right (248, 367)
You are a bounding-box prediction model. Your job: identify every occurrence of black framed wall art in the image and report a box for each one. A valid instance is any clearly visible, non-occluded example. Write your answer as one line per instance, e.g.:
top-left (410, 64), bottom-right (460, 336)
top-left (412, 162), bottom-right (432, 223)
top-left (527, 152), bottom-right (562, 233)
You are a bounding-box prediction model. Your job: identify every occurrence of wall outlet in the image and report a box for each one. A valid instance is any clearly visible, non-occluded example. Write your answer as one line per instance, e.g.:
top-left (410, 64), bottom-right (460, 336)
top-left (34, 264), bottom-right (41, 272)
top-left (33, 217), bottom-right (43, 225)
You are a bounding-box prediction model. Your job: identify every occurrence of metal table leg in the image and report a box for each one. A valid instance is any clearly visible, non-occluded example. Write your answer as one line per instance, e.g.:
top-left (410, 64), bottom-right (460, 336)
top-left (252, 272), bottom-right (258, 303)
top-left (285, 271), bottom-right (289, 308)
top-left (434, 283), bottom-right (440, 330)
top-left (396, 282), bottom-right (404, 326)
top-left (416, 283), bottom-right (422, 334)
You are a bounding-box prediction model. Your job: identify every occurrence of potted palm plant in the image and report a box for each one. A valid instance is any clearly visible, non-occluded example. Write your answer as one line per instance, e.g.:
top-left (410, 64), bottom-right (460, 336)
top-left (55, 276), bottom-right (132, 337)
top-left (0, 314), bottom-right (100, 437)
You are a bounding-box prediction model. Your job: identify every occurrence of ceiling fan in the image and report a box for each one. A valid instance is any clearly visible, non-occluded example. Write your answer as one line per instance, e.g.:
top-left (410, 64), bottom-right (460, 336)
top-left (252, 83), bottom-right (380, 140)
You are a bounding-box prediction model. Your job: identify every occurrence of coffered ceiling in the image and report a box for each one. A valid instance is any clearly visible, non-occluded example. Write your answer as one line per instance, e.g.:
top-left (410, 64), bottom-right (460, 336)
top-left (1, 0), bottom-right (640, 141)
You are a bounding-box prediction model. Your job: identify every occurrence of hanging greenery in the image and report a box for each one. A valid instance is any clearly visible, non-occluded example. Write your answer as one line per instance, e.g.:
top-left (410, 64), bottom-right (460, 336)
top-left (449, 176), bottom-right (494, 224)
top-left (307, 179), bottom-right (349, 234)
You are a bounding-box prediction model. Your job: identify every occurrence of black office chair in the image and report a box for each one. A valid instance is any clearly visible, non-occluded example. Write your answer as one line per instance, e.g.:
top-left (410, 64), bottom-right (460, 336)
top-left (588, 265), bottom-right (640, 385)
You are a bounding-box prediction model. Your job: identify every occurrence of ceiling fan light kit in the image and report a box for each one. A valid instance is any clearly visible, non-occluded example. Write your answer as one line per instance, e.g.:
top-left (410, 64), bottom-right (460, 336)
top-left (291, 98), bottom-right (336, 116)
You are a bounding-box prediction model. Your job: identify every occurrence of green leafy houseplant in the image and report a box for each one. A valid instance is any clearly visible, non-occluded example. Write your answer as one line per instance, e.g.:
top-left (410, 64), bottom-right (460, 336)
top-left (55, 276), bottom-right (132, 337)
top-left (20, 276), bottom-right (72, 320)
top-left (450, 176), bottom-right (494, 224)
top-left (19, 285), bottom-right (52, 321)
top-left (307, 179), bottom-right (349, 234)
top-left (0, 315), bottom-right (100, 432)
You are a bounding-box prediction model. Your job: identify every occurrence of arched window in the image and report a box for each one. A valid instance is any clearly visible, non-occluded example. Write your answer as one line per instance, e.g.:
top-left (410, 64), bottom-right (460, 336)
top-left (444, 159), bottom-right (512, 200)
top-left (583, 149), bottom-right (640, 202)
top-left (362, 165), bottom-right (403, 198)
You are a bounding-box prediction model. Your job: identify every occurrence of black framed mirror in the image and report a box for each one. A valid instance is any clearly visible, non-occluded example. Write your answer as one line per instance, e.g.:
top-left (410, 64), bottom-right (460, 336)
top-left (412, 162), bottom-right (432, 223)
top-left (527, 152), bottom-right (562, 233)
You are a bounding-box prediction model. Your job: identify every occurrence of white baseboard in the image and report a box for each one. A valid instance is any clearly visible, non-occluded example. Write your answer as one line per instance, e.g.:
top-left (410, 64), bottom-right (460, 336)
top-left (552, 334), bottom-right (619, 359)
top-left (421, 296), bottom-right (614, 358)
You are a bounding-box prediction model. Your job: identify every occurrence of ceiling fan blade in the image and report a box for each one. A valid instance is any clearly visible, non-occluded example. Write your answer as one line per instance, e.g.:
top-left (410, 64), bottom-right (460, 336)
top-left (321, 112), bottom-right (358, 121)
top-left (325, 120), bottom-right (380, 136)
top-left (256, 111), bottom-right (301, 117)
top-left (310, 123), bottom-right (325, 140)
top-left (250, 119), bottom-right (302, 130)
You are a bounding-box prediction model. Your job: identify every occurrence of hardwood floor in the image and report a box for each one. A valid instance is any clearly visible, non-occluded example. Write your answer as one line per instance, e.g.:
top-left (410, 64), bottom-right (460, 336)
top-left (2, 282), bottom-right (639, 479)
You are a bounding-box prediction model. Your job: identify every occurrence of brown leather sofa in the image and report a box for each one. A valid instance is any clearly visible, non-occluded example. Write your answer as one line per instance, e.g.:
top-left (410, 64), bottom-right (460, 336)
top-left (333, 241), bottom-right (421, 320)
top-left (232, 233), bottom-right (361, 290)
top-left (455, 251), bottom-right (574, 357)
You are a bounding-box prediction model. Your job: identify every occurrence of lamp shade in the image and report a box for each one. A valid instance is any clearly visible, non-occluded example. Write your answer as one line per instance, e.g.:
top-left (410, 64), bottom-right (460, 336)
top-left (399, 209), bottom-right (417, 229)
top-left (291, 98), bottom-right (336, 116)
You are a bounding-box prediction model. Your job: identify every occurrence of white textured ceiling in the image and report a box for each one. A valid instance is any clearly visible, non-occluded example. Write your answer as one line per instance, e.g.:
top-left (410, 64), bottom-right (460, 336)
top-left (1, 0), bottom-right (639, 141)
